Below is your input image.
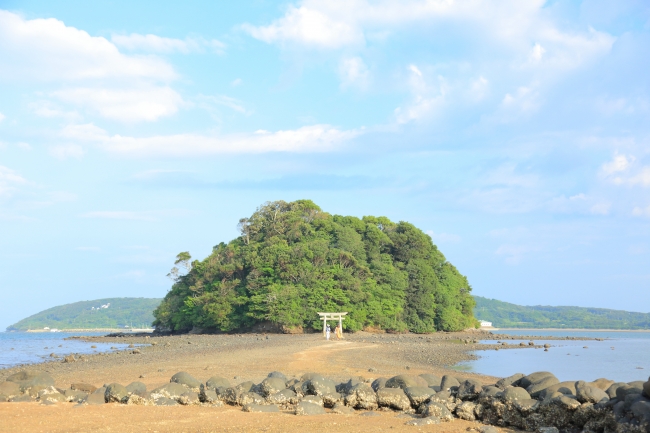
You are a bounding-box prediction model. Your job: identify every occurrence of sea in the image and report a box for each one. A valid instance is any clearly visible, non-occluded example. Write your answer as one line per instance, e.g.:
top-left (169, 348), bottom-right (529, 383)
top-left (455, 330), bottom-right (650, 383)
top-left (0, 332), bottom-right (134, 369)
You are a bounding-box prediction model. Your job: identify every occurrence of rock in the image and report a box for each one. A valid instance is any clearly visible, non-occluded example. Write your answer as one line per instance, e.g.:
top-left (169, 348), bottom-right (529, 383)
top-left (170, 372), bottom-right (201, 390)
top-left (70, 383), bottom-right (97, 394)
top-left (371, 377), bottom-right (388, 392)
top-left (38, 387), bottom-right (66, 403)
top-left (359, 411), bottom-right (381, 417)
top-left (418, 374), bottom-right (442, 387)
top-left (6, 370), bottom-right (55, 392)
top-left (331, 402), bottom-right (354, 414)
top-left (0, 382), bottom-right (20, 397)
top-left (404, 386), bottom-right (434, 407)
top-left (84, 392), bottom-right (106, 405)
top-left (440, 375), bottom-right (460, 391)
top-left (337, 378), bottom-right (362, 394)
top-left (267, 371), bottom-right (287, 380)
top-left (643, 377), bottom-right (650, 398)
top-left (260, 377), bottom-right (287, 397)
top-left (496, 373), bottom-right (525, 389)
top-left (199, 388), bottom-right (220, 404)
top-left (153, 397), bottom-right (178, 406)
top-left (238, 391), bottom-right (265, 406)
top-left (527, 376), bottom-right (560, 398)
top-left (615, 384), bottom-right (643, 401)
top-left (9, 394), bottom-right (32, 402)
top-left (344, 383), bottom-right (378, 410)
top-left (518, 372), bottom-right (556, 389)
top-left (405, 416), bottom-right (441, 426)
top-left (125, 381), bottom-right (147, 397)
top-left (457, 379), bottom-right (482, 400)
top-left (631, 400), bottom-right (650, 423)
top-left (575, 381), bottom-right (609, 404)
top-left (537, 381), bottom-right (576, 400)
top-left (501, 386), bottom-right (531, 402)
top-left (63, 355), bottom-right (76, 363)
top-left (385, 375), bottom-right (427, 390)
top-left (243, 403), bottom-right (280, 413)
top-left (151, 383), bottom-right (190, 400)
top-left (64, 389), bottom-right (88, 403)
top-left (303, 375), bottom-right (337, 396)
top-left (322, 392), bottom-right (342, 408)
top-left (302, 395), bottom-right (324, 406)
top-left (295, 401), bottom-right (326, 415)
top-left (105, 383), bottom-right (129, 403)
top-left (590, 378), bottom-right (615, 391)
top-left (205, 376), bottom-right (231, 390)
top-left (537, 427), bottom-right (559, 433)
top-left (480, 386), bottom-right (501, 399)
top-left (267, 388), bottom-right (297, 405)
top-left (455, 401), bottom-right (477, 420)
top-left (480, 426), bottom-right (499, 433)
top-left (376, 388), bottom-right (411, 411)
top-left (514, 398), bottom-right (539, 414)
top-left (420, 401), bottom-right (454, 421)
top-left (178, 391), bottom-right (200, 405)
top-left (125, 394), bottom-right (150, 405)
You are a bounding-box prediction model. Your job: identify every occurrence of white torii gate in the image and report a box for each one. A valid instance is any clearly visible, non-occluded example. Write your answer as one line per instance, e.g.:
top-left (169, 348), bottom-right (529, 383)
top-left (317, 312), bottom-right (348, 337)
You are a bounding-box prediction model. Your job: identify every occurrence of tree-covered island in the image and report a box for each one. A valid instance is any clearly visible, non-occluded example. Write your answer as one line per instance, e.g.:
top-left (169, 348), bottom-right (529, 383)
top-left (153, 200), bottom-right (477, 333)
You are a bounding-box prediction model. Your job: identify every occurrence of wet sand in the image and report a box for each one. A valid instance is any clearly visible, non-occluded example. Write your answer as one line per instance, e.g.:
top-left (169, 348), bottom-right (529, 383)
top-left (0, 330), bottom-right (581, 433)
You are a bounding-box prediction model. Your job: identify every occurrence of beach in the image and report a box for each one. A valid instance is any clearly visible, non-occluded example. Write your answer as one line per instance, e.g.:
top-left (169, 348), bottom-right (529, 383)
top-left (0, 329), bottom-right (563, 433)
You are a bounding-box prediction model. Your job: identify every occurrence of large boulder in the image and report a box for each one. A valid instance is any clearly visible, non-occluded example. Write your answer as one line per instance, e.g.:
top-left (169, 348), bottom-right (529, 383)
top-left (643, 377), bottom-right (650, 399)
top-left (105, 383), bottom-right (129, 403)
top-left (125, 382), bottom-right (147, 397)
top-left (260, 377), bottom-right (287, 397)
top-left (386, 375), bottom-right (427, 390)
top-left (420, 401), bottom-right (454, 421)
top-left (590, 378), bottom-right (615, 391)
top-left (376, 388), bottom-right (411, 411)
top-left (457, 379), bottom-right (482, 400)
top-left (205, 376), bottom-right (231, 390)
top-left (440, 375), bottom-right (460, 391)
top-left (527, 376), bottom-right (560, 398)
top-left (267, 388), bottom-right (297, 405)
top-left (70, 383), bottom-right (97, 393)
top-left (606, 382), bottom-right (627, 399)
top-left (6, 371), bottom-right (55, 393)
top-left (84, 392), bottom-right (106, 405)
top-left (615, 384), bottom-right (643, 401)
top-left (0, 382), bottom-right (20, 398)
top-left (455, 401), bottom-right (478, 421)
top-left (243, 404), bottom-right (280, 413)
top-left (267, 371), bottom-right (287, 380)
top-left (404, 386), bottom-right (434, 407)
top-left (151, 383), bottom-right (190, 400)
top-left (518, 372), bottom-right (556, 389)
top-left (303, 375), bottom-right (336, 396)
top-left (371, 378), bottom-right (387, 392)
top-left (238, 391), bottom-right (265, 406)
top-left (295, 401), bottom-right (326, 415)
top-left (179, 391), bottom-right (201, 405)
top-left (322, 392), bottom-right (342, 408)
top-left (37, 387), bottom-right (66, 404)
top-left (496, 373), bottom-right (525, 389)
top-left (337, 378), bottom-right (362, 394)
top-left (344, 383), bottom-right (378, 410)
top-left (64, 389), bottom-right (88, 403)
top-left (575, 381), bottom-right (609, 404)
top-left (419, 374), bottom-right (442, 388)
top-left (537, 381), bottom-right (576, 400)
top-left (170, 372), bottom-right (201, 390)
top-left (501, 386), bottom-right (531, 402)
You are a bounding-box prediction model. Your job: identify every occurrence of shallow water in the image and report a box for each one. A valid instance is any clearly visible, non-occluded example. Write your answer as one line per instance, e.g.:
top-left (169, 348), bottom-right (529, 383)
top-left (457, 330), bottom-right (650, 383)
top-left (0, 332), bottom-right (132, 369)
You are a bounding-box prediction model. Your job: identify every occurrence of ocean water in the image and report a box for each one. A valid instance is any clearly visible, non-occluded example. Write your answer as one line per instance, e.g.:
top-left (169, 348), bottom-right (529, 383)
top-left (0, 332), bottom-right (133, 369)
top-left (456, 330), bottom-right (650, 383)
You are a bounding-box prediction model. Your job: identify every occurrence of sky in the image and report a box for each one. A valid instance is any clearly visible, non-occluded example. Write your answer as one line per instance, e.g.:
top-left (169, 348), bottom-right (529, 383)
top-left (0, 0), bottom-right (649, 330)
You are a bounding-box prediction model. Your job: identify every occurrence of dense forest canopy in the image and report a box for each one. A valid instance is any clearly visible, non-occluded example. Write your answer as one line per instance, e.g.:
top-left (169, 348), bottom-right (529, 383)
top-left (153, 200), bottom-right (476, 333)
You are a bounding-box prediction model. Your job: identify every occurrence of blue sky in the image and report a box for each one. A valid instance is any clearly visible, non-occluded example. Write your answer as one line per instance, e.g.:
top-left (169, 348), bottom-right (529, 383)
top-left (0, 0), bottom-right (649, 329)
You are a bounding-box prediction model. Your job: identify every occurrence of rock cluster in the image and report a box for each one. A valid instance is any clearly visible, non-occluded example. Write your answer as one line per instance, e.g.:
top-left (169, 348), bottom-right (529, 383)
top-left (1, 369), bottom-right (649, 431)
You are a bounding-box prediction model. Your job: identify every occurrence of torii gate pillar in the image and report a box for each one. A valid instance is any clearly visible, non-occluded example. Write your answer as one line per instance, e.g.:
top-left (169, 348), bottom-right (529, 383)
top-left (317, 312), bottom-right (348, 337)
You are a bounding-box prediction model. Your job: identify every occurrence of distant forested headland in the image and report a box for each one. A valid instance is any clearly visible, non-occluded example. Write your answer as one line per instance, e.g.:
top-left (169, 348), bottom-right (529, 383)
top-left (153, 200), bottom-right (477, 334)
top-left (474, 296), bottom-right (650, 330)
top-left (6, 298), bottom-right (161, 331)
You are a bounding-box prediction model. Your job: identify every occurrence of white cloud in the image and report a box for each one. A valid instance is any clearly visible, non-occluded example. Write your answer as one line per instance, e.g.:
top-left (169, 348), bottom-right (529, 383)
top-left (51, 86), bottom-right (184, 122)
top-left (0, 11), bottom-right (175, 82)
top-left (529, 43), bottom-right (546, 63)
top-left (394, 64), bottom-right (447, 124)
top-left (633, 205), bottom-right (650, 218)
top-left (0, 166), bottom-right (28, 198)
top-left (61, 123), bottom-right (361, 157)
top-left (29, 100), bottom-right (80, 120)
top-left (49, 144), bottom-right (85, 160)
top-left (111, 33), bottom-right (225, 54)
top-left (501, 84), bottom-right (540, 114)
top-left (601, 154), bottom-right (650, 187)
top-left (601, 154), bottom-right (633, 176)
top-left (590, 202), bottom-right (611, 215)
top-left (0, 112), bottom-right (5, 122)
top-left (197, 94), bottom-right (250, 115)
top-left (230, 78), bottom-right (243, 87)
top-left (339, 57), bottom-right (370, 89)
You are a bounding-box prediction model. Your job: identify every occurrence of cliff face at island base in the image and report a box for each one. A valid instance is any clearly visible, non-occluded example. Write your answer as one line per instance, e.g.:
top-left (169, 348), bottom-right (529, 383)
top-left (2, 368), bottom-right (649, 432)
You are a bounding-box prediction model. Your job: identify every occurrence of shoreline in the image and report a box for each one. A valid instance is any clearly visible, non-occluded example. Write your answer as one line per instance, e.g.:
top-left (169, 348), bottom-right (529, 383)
top-left (494, 328), bottom-right (650, 332)
top-left (15, 328), bottom-right (155, 333)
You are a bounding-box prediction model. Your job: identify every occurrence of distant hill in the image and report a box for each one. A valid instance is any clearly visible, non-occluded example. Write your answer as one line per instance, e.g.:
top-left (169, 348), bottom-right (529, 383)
top-left (6, 298), bottom-right (163, 331)
top-left (474, 296), bottom-right (650, 330)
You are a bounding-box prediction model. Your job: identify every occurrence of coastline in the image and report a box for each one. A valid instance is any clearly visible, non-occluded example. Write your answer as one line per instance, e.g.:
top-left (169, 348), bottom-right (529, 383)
top-left (493, 328), bottom-right (650, 332)
top-left (18, 328), bottom-right (155, 333)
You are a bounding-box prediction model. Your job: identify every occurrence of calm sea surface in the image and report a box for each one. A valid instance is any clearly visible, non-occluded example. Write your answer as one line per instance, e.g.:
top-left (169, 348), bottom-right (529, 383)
top-left (456, 330), bottom-right (650, 383)
top-left (0, 332), bottom-right (133, 369)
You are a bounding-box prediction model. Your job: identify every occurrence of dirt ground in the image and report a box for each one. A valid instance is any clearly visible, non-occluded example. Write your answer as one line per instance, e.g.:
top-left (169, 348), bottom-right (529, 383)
top-left (0, 331), bottom-right (536, 433)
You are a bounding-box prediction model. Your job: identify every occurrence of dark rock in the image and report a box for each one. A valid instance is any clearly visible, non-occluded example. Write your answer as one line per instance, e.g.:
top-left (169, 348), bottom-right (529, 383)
top-left (440, 375), bottom-right (460, 390)
top-left (643, 377), bottom-right (650, 398)
top-left (267, 371), bottom-right (287, 380)
top-left (615, 384), bottom-right (643, 401)
top-left (322, 392), bottom-right (342, 408)
top-left (575, 381), bottom-right (609, 404)
top-left (303, 375), bottom-right (336, 396)
top-left (295, 401), bottom-right (326, 415)
top-left (200, 388), bottom-right (220, 404)
top-left (243, 403), bottom-right (280, 413)
top-left (6, 370), bottom-right (55, 393)
top-left (376, 388), bottom-right (411, 411)
top-left (0, 382), bottom-right (20, 397)
top-left (418, 374), bottom-right (442, 387)
top-left (38, 388), bottom-right (66, 403)
top-left (84, 392), bottom-right (105, 405)
top-left (537, 428), bottom-right (559, 433)
top-left (371, 378), bottom-right (388, 392)
top-left (64, 389), bottom-right (88, 403)
top-left (205, 376), bottom-right (231, 390)
top-left (404, 386), bottom-right (434, 407)
top-left (631, 400), bottom-right (650, 423)
top-left (590, 378), bottom-right (615, 391)
top-left (105, 383), bottom-right (129, 403)
top-left (479, 385), bottom-right (501, 399)
top-left (125, 381), bottom-right (147, 396)
top-left (331, 402), bottom-right (354, 414)
top-left (9, 394), bottom-right (32, 402)
top-left (151, 383), bottom-right (190, 400)
top-left (457, 379), bottom-right (482, 400)
top-left (260, 377), bottom-right (287, 397)
top-left (405, 416), bottom-right (440, 426)
top-left (179, 391), bottom-right (200, 405)
top-left (501, 386), bottom-right (531, 402)
top-left (238, 391), bottom-right (265, 406)
top-left (267, 388), bottom-right (297, 405)
top-left (606, 382), bottom-right (627, 399)
top-left (480, 426), bottom-right (499, 433)
top-left (514, 398), bottom-right (539, 414)
top-left (153, 397), bottom-right (178, 406)
top-left (170, 372), bottom-right (201, 390)
top-left (496, 373), bottom-right (525, 389)
top-left (385, 375), bottom-right (427, 390)
top-left (537, 381), bottom-right (576, 400)
top-left (518, 372), bottom-right (556, 389)
top-left (301, 395), bottom-right (324, 406)
top-left (337, 378), bottom-right (362, 394)
top-left (71, 383), bottom-right (97, 393)
top-left (527, 376), bottom-right (560, 398)
top-left (343, 383), bottom-right (378, 410)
